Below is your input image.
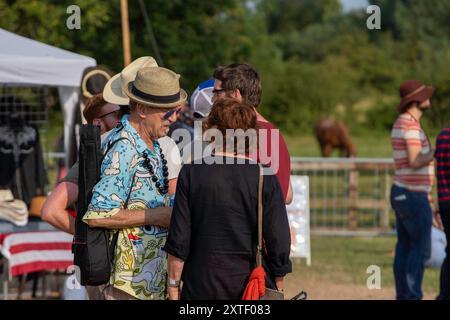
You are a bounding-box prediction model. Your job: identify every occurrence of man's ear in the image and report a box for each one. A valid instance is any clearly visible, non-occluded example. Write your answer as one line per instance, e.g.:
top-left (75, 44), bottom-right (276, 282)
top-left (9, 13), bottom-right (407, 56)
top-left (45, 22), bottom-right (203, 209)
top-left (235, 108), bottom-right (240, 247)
top-left (231, 89), bottom-right (242, 102)
top-left (137, 104), bottom-right (148, 119)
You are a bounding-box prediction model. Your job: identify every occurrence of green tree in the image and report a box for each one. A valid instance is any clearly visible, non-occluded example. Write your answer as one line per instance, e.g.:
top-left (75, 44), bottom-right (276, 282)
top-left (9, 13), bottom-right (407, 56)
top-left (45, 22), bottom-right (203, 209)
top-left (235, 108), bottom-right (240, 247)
top-left (0, 0), bottom-right (244, 92)
top-left (0, 0), bottom-right (448, 135)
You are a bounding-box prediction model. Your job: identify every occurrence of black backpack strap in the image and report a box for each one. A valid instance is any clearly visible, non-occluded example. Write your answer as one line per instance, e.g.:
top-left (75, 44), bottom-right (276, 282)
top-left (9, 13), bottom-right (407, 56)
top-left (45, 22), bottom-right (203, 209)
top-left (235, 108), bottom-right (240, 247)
top-left (100, 122), bottom-right (129, 160)
top-left (101, 137), bottom-right (130, 163)
top-left (74, 125), bottom-right (102, 246)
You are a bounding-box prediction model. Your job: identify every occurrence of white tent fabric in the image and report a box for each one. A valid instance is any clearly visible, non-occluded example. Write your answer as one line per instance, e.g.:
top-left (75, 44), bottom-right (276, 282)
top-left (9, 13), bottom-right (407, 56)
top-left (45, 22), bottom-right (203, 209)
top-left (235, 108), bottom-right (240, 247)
top-left (0, 28), bottom-right (96, 86)
top-left (0, 28), bottom-right (96, 165)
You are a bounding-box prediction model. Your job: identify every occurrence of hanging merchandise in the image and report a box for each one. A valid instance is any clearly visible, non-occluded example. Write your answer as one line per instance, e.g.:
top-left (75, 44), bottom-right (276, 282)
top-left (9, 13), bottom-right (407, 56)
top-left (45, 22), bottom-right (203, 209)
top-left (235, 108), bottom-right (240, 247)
top-left (0, 107), bottom-right (47, 207)
top-left (0, 189), bottom-right (28, 226)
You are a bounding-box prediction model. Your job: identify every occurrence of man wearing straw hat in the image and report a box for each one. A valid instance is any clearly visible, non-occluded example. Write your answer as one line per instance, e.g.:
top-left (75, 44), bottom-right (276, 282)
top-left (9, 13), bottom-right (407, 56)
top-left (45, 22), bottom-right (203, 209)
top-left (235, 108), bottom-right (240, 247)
top-left (82, 66), bottom-right (186, 300)
top-left (390, 79), bottom-right (440, 300)
top-left (103, 56), bottom-right (182, 195)
top-left (42, 57), bottom-right (182, 300)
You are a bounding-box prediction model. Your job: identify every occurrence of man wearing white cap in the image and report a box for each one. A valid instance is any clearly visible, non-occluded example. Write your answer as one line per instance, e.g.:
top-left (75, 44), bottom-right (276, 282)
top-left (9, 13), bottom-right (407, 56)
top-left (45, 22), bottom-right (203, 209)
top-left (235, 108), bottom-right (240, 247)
top-left (170, 79), bottom-right (214, 164)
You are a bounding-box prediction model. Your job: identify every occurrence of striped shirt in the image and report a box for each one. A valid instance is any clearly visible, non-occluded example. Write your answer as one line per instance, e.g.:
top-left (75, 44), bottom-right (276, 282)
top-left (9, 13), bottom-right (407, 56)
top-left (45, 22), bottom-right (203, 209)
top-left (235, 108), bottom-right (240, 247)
top-left (391, 113), bottom-right (434, 193)
top-left (435, 126), bottom-right (450, 203)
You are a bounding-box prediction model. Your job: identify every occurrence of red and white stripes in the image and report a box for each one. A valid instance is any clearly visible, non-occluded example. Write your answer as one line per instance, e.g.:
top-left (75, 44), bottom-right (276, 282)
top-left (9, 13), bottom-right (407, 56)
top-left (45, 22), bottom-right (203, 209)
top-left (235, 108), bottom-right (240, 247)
top-left (0, 231), bottom-right (73, 278)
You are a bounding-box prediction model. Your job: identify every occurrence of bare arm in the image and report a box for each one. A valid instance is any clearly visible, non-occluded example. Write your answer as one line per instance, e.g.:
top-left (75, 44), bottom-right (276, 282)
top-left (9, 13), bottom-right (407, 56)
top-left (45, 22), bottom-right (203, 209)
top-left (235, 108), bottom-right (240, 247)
top-left (168, 178), bottom-right (177, 196)
top-left (167, 253), bottom-right (185, 300)
top-left (275, 277), bottom-right (285, 292)
top-left (406, 144), bottom-right (434, 169)
top-left (285, 180), bottom-right (293, 205)
top-left (84, 206), bottom-right (172, 229)
top-left (41, 182), bottom-right (77, 235)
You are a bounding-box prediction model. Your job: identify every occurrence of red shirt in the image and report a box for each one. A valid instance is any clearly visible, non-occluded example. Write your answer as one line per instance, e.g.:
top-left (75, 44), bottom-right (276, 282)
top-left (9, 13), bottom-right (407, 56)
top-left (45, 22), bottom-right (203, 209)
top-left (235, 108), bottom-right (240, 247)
top-left (256, 121), bottom-right (291, 200)
top-left (436, 126), bottom-right (450, 202)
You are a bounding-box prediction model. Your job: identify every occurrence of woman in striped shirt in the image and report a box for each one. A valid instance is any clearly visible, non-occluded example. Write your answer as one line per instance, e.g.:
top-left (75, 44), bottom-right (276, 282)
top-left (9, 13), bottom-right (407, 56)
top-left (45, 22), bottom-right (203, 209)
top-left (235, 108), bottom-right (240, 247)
top-left (390, 80), bottom-right (437, 300)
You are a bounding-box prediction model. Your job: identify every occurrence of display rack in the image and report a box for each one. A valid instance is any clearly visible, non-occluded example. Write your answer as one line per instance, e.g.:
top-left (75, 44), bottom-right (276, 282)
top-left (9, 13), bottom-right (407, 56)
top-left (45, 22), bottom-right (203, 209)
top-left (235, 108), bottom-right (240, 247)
top-left (0, 85), bottom-right (52, 189)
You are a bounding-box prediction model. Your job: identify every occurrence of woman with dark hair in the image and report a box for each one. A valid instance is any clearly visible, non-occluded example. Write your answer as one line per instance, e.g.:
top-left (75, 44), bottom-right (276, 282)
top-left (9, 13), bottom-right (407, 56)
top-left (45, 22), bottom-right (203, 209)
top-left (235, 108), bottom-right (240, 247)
top-left (164, 98), bottom-right (292, 300)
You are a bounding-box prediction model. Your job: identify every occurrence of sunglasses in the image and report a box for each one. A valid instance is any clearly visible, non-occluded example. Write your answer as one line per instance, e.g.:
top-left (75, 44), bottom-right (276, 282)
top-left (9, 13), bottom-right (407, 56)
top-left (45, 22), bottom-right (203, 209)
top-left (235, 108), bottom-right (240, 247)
top-left (163, 107), bottom-right (183, 120)
top-left (212, 89), bottom-right (226, 97)
top-left (99, 109), bottom-right (121, 119)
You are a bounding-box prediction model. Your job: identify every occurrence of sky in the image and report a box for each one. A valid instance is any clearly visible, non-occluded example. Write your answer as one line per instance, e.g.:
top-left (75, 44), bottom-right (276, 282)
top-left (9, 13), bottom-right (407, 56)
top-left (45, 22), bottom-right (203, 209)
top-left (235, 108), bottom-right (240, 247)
top-left (340, 0), bottom-right (369, 12)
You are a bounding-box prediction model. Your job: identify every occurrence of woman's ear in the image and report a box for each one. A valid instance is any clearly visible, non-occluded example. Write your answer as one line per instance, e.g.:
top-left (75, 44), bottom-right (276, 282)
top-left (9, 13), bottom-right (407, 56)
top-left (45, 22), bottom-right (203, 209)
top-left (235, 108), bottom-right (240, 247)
top-left (92, 118), bottom-right (105, 133)
top-left (92, 118), bottom-right (101, 127)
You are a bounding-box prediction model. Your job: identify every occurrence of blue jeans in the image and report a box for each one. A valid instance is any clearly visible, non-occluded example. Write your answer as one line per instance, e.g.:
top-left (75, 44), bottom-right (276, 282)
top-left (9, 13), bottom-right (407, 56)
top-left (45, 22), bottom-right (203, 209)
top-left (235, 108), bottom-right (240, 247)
top-left (390, 185), bottom-right (432, 300)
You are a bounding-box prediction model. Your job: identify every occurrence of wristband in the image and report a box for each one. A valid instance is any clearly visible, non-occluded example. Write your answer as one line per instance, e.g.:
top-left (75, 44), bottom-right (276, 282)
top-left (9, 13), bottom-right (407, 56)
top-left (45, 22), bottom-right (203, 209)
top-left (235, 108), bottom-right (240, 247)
top-left (168, 279), bottom-right (181, 288)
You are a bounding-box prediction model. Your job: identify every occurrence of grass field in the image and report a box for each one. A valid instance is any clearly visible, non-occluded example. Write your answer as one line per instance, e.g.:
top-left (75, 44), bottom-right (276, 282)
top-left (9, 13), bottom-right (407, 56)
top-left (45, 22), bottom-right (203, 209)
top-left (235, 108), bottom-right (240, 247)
top-left (284, 236), bottom-right (440, 300)
top-left (284, 129), bottom-right (439, 158)
top-left (281, 131), bottom-right (442, 299)
top-left (284, 132), bottom-right (394, 158)
top-left (6, 235), bottom-right (441, 300)
top-left (43, 121), bottom-right (441, 299)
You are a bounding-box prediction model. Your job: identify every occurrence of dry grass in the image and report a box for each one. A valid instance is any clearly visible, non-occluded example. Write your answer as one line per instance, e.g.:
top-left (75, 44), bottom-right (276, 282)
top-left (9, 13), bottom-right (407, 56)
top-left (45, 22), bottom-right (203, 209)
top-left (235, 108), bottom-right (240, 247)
top-left (284, 236), bottom-right (440, 300)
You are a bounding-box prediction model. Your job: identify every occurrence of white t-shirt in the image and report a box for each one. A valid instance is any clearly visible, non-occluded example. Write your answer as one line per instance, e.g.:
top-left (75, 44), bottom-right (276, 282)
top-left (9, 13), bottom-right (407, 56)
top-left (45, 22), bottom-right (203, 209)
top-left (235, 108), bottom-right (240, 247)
top-left (158, 136), bottom-right (182, 180)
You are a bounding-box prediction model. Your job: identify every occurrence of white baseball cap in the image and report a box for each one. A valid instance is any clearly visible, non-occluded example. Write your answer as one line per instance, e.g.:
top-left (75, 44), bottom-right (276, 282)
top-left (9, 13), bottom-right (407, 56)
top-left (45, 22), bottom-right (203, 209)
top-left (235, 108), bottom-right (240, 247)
top-left (190, 79), bottom-right (214, 118)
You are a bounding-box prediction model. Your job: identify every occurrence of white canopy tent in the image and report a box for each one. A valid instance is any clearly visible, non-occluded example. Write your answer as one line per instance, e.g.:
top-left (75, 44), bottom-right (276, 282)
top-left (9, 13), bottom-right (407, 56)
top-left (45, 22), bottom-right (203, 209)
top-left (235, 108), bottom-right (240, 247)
top-left (0, 28), bottom-right (96, 165)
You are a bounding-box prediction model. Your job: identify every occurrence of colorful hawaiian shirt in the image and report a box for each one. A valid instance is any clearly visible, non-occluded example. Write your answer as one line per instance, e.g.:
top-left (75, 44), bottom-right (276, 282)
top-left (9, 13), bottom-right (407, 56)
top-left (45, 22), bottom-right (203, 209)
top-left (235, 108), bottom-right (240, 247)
top-left (83, 114), bottom-right (169, 300)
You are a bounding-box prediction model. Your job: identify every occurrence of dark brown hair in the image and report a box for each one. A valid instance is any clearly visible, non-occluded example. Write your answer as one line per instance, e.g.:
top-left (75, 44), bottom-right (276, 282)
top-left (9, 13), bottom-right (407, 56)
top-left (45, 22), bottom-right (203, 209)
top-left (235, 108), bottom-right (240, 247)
top-left (213, 63), bottom-right (262, 108)
top-left (203, 98), bottom-right (259, 155)
top-left (83, 93), bottom-right (108, 124)
top-left (398, 100), bottom-right (419, 114)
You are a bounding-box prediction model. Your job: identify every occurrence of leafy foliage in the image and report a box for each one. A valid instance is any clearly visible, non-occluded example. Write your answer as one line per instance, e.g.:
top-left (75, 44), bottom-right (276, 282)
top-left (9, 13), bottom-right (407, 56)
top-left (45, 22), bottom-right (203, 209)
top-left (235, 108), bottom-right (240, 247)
top-left (0, 0), bottom-right (449, 133)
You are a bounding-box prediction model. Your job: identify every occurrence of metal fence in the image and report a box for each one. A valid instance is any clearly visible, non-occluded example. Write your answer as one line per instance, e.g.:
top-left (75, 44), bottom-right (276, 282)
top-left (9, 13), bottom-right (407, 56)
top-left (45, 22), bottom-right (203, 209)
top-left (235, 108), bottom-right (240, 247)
top-left (291, 157), bottom-right (396, 232)
top-left (44, 153), bottom-right (398, 233)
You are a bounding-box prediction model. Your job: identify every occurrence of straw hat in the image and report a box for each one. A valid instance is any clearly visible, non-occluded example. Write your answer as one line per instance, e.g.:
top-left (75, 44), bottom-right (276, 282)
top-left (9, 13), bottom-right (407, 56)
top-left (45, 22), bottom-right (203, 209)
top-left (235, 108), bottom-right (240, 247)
top-left (103, 56), bottom-right (158, 105)
top-left (124, 67), bottom-right (187, 109)
top-left (81, 67), bottom-right (113, 99)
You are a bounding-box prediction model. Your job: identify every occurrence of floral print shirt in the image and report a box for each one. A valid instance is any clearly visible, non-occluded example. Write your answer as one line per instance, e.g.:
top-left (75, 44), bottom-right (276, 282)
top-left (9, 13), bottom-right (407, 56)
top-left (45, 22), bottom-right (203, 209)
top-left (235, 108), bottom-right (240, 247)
top-left (83, 114), bottom-right (169, 300)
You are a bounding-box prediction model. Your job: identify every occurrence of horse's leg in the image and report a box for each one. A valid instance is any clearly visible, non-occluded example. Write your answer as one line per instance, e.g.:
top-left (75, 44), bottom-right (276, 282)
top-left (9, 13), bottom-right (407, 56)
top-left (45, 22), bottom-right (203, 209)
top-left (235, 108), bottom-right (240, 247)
top-left (323, 144), bottom-right (332, 157)
top-left (319, 144), bottom-right (325, 157)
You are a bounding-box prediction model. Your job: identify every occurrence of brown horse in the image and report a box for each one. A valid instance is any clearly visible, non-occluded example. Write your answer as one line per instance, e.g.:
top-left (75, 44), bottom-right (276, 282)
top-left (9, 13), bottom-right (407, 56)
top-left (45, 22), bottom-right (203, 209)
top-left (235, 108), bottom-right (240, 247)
top-left (314, 119), bottom-right (356, 157)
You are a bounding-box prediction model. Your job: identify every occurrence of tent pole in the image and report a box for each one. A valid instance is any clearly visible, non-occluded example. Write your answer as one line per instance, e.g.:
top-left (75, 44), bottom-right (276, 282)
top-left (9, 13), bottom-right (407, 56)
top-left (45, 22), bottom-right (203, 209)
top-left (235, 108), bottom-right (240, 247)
top-left (120, 0), bottom-right (131, 66)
